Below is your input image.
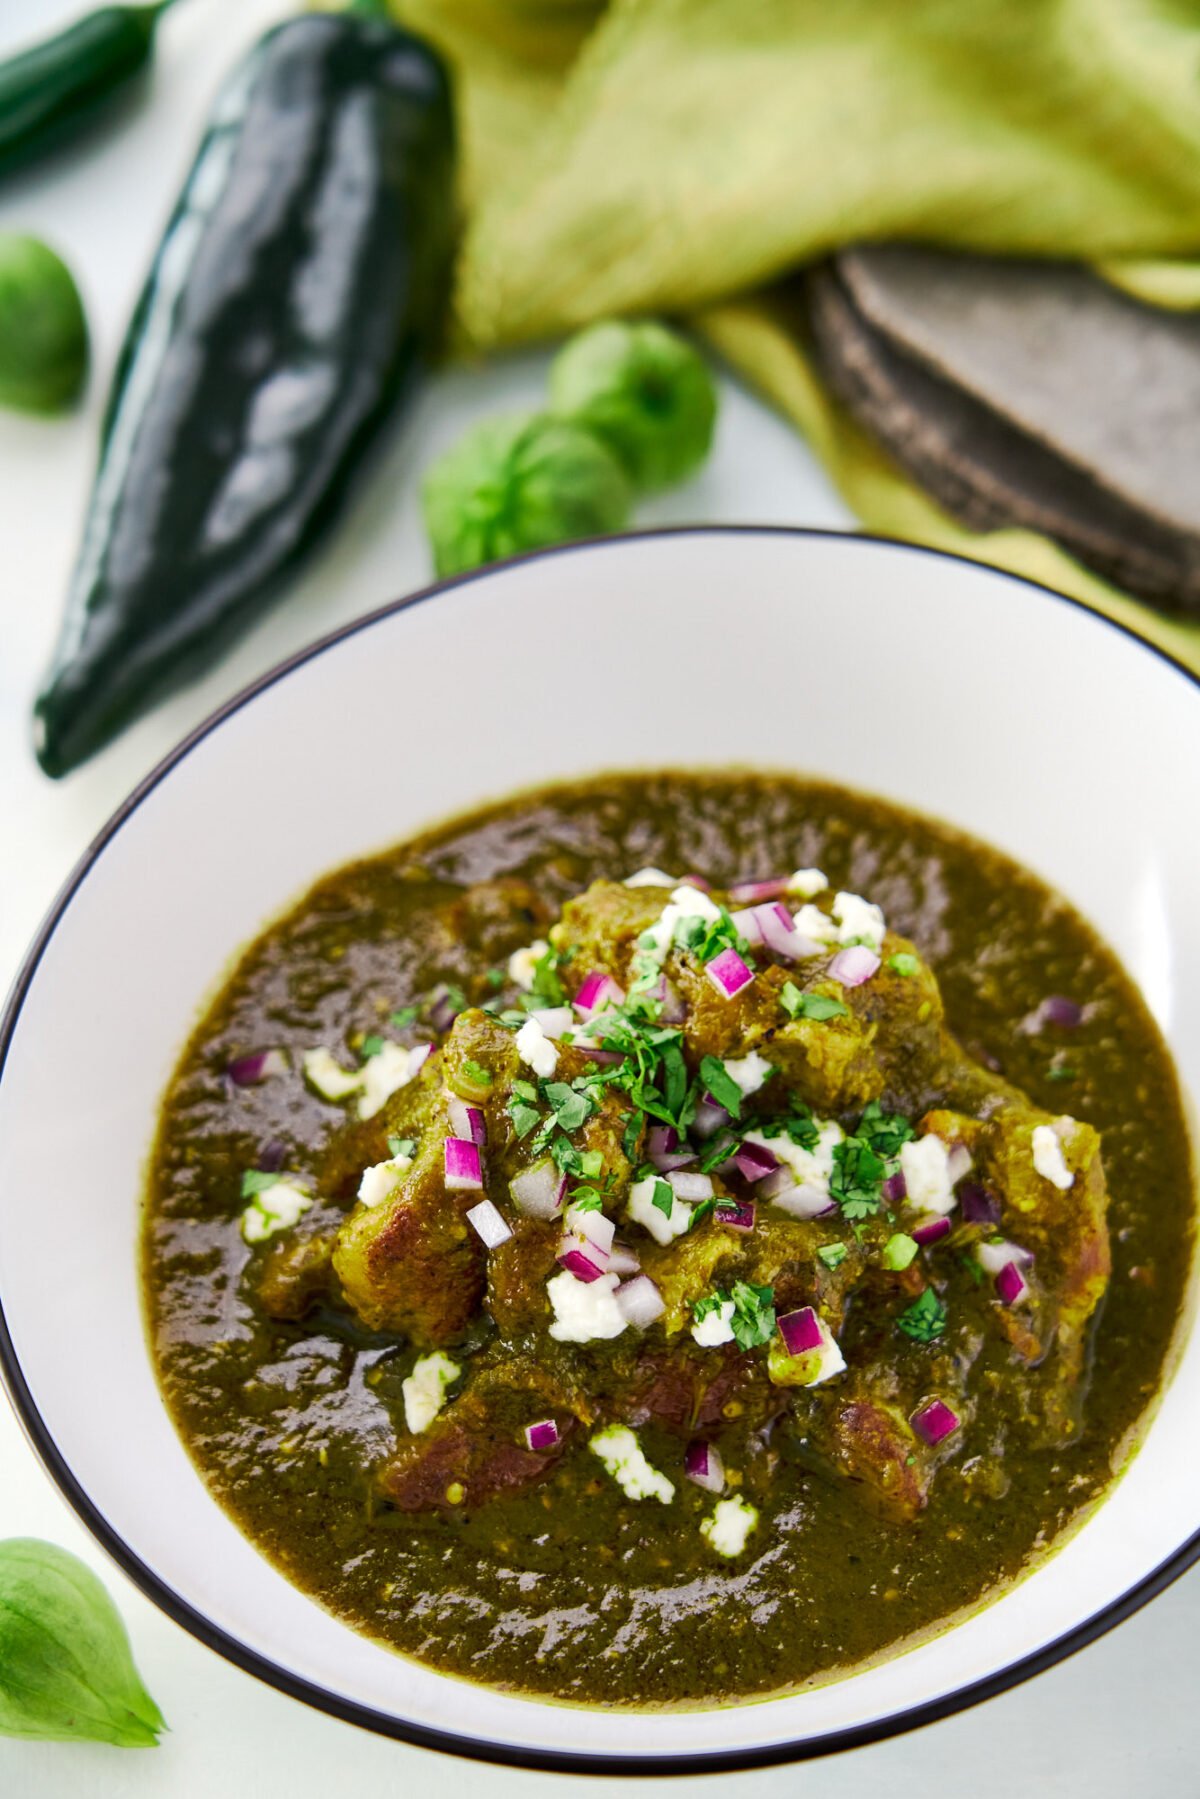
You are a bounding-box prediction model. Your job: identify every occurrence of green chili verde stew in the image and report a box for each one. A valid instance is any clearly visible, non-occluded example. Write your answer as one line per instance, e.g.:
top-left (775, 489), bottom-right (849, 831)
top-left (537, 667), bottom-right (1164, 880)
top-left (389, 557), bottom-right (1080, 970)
top-left (143, 771), bottom-right (1195, 1704)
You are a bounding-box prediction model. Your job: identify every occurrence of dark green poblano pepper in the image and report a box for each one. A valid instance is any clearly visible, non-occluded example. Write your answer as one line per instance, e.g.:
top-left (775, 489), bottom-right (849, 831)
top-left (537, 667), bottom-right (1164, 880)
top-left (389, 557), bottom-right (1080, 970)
top-left (34, 3), bottom-right (456, 777)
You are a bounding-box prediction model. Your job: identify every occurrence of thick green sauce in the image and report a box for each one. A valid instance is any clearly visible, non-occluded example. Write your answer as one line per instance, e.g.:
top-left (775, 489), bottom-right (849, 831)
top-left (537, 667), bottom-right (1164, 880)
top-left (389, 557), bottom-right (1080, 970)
top-left (143, 772), bottom-right (1194, 1704)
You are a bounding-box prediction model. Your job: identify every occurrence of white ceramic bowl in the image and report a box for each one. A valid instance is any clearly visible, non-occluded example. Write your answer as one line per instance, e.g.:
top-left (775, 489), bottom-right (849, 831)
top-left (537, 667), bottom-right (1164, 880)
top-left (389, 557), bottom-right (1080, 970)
top-left (1, 529), bottom-right (1197, 1773)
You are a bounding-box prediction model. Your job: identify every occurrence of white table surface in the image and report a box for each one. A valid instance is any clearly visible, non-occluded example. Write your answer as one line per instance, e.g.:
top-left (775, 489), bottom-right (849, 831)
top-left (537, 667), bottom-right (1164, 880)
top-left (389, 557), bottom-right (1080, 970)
top-left (2, 2), bottom-right (1197, 1791)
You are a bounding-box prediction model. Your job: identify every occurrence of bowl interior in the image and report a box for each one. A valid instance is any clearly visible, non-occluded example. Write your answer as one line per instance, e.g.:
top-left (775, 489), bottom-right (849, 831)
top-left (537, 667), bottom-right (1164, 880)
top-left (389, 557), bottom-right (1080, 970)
top-left (1, 529), bottom-right (1197, 1769)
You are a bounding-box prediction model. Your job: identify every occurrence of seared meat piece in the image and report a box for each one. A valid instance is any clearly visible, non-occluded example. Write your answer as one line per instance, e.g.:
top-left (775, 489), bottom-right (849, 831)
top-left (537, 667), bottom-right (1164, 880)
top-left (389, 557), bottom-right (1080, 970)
top-left (802, 1394), bottom-right (930, 1524)
top-left (380, 1358), bottom-right (578, 1511)
top-left (606, 1341), bottom-right (785, 1438)
top-left (486, 1214), bottom-right (559, 1334)
top-left (258, 1226), bottom-right (337, 1320)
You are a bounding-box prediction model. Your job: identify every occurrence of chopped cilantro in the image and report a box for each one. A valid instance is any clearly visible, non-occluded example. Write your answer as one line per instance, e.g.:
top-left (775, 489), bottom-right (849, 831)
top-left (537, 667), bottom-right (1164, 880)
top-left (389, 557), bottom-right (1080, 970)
top-left (759, 1102), bottom-right (820, 1152)
top-left (959, 1251), bottom-right (986, 1287)
top-left (817, 1242), bottom-right (849, 1271)
top-left (692, 1292), bottom-right (728, 1325)
top-left (509, 1100), bottom-right (540, 1139)
top-left (882, 1232), bottom-right (919, 1271)
top-left (462, 1058), bottom-right (493, 1087)
top-left (578, 1149), bottom-right (604, 1179)
top-left (543, 1081), bottom-right (594, 1134)
top-left (386, 1136), bottom-right (416, 1160)
top-left (240, 1169), bottom-right (281, 1198)
top-left (550, 1135), bottom-right (583, 1175)
top-left (621, 1110), bottom-right (642, 1160)
top-left (442, 984), bottom-right (468, 1014)
top-left (1046, 1065), bottom-right (1078, 1083)
top-left (688, 1196), bottom-right (717, 1231)
top-left (729, 1281), bottom-right (776, 1350)
top-left (698, 1132), bottom-right (739, 1174)
top-left (830, 1137), bottom-right (887, 1220)
top-left (512, 1080), bottom-right (538, 1102)
top-left (674, 908), bottom-right (752, 966)
top-left (700, 1055), bottom-right (743, 1119)
top-left (529, 945), bottom-right (569, 1008)
top-left (887, 953), bottom-right (920, 978)
top-left (568, 1190), bottom-right (604, 1213)
top-left (359, 1034), bottom-right (384, 1061)
top-left (896, 1288), bottom-right (947, 1343)
top-left (651, 1178), bottom-right (675, 1219)
top-left (485, 967), bottom-right (505, 989)
top-left (781, 982), bottom-right (848, 1022)
top-left (389, 1005), bottom-right (419, 1031)
top-left (857, 1100), bottom-right (915, 1158)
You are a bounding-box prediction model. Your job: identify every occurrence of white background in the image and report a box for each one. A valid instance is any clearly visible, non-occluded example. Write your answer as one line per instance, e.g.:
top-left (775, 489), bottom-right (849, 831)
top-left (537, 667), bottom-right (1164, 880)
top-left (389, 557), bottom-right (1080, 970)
top-left (1, 1), bottom-right (1197, 1791)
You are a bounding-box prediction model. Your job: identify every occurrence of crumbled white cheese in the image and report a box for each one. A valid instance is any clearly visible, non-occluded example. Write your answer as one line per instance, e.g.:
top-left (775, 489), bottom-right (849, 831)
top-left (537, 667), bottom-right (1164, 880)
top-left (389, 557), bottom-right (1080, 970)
top-left (624, 867), bottom-right (675, 888)
top-left (627, 1174), bottom-right (692, 1245)
top-left (640, 884), bottom-right (723, 959)
top-left (402, 1352), bottom-right (461, 1434)
top-left (744, 1119), bottom-right (843, 1210)
top-left (302, 1047), bottom-right (362, 1101)
top-left (357, 1152), bottom-right (414, 1209)
top-left (589, 1425), bottom-right (675, 1503)
top-left (240, 1179), bottom-right (312, 1245)
top-left (899, 1133), bottom-right (958, 1215)
top-left (507, 939), bottom-right (549, 990)
top-left (700, 1495), bottom-right (759, 1557)
top-left (792, 903), bottom-right (839, 945)
top-left (358, 1041), bottom-right (421, 1120)
top-left (546, 1269), bottom-right (627, 1342)
top-left (516, 1016), bottom-right (559, 1079)
top-left (1032, 1122), bottom-right (1075, 1190)
top-left (721, 1051), bottom-right (773, 1097)
top-left (832, 890), bottom-right (886, 950)
top-left (691, 1298), bottom-right (736, 1346)
top-left (787, 868), bottom-right (828, 899)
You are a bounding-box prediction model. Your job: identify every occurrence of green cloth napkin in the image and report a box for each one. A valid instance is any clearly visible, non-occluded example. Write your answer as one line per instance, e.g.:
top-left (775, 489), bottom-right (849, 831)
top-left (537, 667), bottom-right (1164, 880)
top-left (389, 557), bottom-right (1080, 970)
top-left (395, 0), bottom-right (1200, 672)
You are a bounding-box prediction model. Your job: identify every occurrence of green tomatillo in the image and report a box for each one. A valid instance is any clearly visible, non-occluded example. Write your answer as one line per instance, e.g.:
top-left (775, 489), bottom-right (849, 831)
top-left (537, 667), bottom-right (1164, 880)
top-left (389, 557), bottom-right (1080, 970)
top-left (0, 234), bottom-right (88, 413)
top-left (549, 319), bottom-right (717, 491)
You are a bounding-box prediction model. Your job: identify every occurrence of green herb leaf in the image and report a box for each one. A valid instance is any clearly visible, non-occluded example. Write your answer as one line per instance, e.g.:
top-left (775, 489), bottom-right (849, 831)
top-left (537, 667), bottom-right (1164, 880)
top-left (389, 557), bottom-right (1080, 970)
top-left (729, 1281), bottom-right (776, 1350)
top-left (578, 1149), bottom-right (604, 1179)
top-left (781, 982), bottom-right (849, 1022)
top-left (387, 1136), bottom-right (416, 1160)
top-left (700, 1054), bottom-right (744, 1119)
top-left (882, 1232), bottom-right (919, 1271)
top-left (530, 945), bottom-right (569, 1008)
top-left (509, 1101), bottom-right (540, 1139)
top-left (760, 1103), bottom-right (820, 1152)
top-left (512, 1080), bottom-right (538, 1102)
top-left (651, 1177), bottom-right (675, 1219)
top-left (896, 1288), bottom-right (947, 1343)
top-left (830, 1137), bottom-right (887, 1220)
top-left (887, 953), bottom-right (920, 978)
top-left (389, 1005), bottom-right (419, 1031)
top-left (462, 1058), bottom-right (493, 1088)
top-left (1046, 1065), bottom-right (1078, 1083)
top-left (240, 1169), bottom-right (281, 1198)
top-left (550, 1135), bottom-right (583, 1175)
top-left (485, 967), bottom-right (505, 989)
top-left (688, 1196), bottom-right (717, 1231)
top-left (698, 1132), bottom-right (739, 1174)
top-left (817, 1242), bottom-right (849, 1270)
top-left (359, 1034), bottom-right (385, 1061)
top-left (856, 1100), bottom-right (915, 1158)
top-left (674, 907), bottom-right (751, 967)
top-left (621, 1110), bottom-right (642, 1160)
top-left (543, 1081), bottom-right (594, 1134)
top-left (568, 1190), bottom-right (604, 1213)
top-left (692, 1291), bottom-right (728, 1325)
top-left (0, 1538), bottom-right (166, 1746)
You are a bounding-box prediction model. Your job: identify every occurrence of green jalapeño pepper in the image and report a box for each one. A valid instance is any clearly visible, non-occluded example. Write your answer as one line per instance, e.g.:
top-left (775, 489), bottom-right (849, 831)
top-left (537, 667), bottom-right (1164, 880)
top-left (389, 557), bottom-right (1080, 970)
top-left (0, 5), bottom-right (176, 181)
top-left (33, 7), bottom-right (456, 777)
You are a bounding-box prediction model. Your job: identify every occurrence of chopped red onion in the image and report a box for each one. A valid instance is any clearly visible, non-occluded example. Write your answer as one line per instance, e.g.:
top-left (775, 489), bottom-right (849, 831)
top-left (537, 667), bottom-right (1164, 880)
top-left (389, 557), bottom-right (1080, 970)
top-left (691, 1100), bottom-right (731, 1140)
top-left (614, 1273), bottom-right (665, 1328)
top-left (680, 874), bottom-right (712, 892)
top-left (911, 1400), bottom-right (959, 1446)
top-left (529, 1006), bottom-right (573, 1038)
top-left (227, 1048), bottom-right (288, 1087)
top-left (668, 1170), bottom-right (714, 1202)
top-left (444, 1137), bottom-right (483, 1191)
top-left (573, 970), bottom-right (625, 1018)
top-left (567, 1206), bottom-right (615, 1257)
top-left (715, 1199), bottom-right (756, 1232)
top-left (977, 1238), bottom-right (1034, 1276)
top-left (911, 1214), bottom-right (952, 1246)
top-left (257, 1138), bottom-right (287, 1173)
top-left (828, 945), bottom-right (881, 987)
top-left (683, 1438), bottom-right (726, 1493)
top-left (510, 1159), bottom-right (566, 1219)
top-left (729, 878), bottom-right (789, 905)
top-left (882, 1171), bottom-right (907, 1204)
top-left (777, 1306), bottom-right (823, 1356)
top-left (524, 1418), bottom-right (560, 1453)
top-left (765, 1178), bottom-right (837, 1220)
top-left (647, 1124), bottom-right (696, 1173)
top-left (995, 1260), bottom-right (1030, 1306)
top-left (733, 1140), bottom-right (778, 1183)
top-left (658, 978), bottom-right (689, 1025)
top-left (408, 1042), bottom-right (434, 1076)
top-left (608, 1241), bottom-right (642, 1276)
top-left (705, 947), bottom-right (754, 1000)
top-left (465, 1197), bottom-right (512, 1249)
top-left (959, 1183), bottom-right (1000, 1226)
top-left (558, 1246), bottom-right (607, 1283)
top-left (448, 1097), bottom-right (487, 1147)
top-left (729, 906), bottom-right (765, 945)
top-left (428, 985), bottom-right (461, 1033)
top-left (755, 902), bottom-right (819, 962)
top-left (946, 1142), bottom-right (973, 1185)
top-left (1041, 995), bottom-right (1084, 1029)
top-left (573, 1044), bottom-right (625, 1066)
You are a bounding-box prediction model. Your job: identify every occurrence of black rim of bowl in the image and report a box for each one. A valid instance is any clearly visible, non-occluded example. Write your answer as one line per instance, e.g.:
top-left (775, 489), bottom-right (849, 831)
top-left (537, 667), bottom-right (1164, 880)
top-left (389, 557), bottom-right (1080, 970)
top-left (1, 525), bottom-right (1198, 1775)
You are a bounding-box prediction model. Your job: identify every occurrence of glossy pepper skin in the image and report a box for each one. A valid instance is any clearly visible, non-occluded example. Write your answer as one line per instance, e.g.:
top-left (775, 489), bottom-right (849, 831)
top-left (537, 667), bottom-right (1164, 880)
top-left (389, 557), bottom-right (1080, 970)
top-left (34, 12), bottom-right (456, 778)
top-left (0, 5), bottom-right (170, 181)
